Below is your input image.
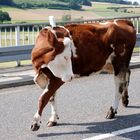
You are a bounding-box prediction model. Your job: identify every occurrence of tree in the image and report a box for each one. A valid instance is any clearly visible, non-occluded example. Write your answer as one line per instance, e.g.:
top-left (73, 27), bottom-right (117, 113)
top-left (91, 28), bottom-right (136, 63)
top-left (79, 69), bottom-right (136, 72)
top-left (0, 11), bottom-right (11, 23)
top-left (69, 0), bottom-right (82, 10)
top-left (0, 0), bottom-right (13, 6)
top-left (133, 1), bottom-right (139, 6)
top-left (82, 0), bottom-right (92, 6)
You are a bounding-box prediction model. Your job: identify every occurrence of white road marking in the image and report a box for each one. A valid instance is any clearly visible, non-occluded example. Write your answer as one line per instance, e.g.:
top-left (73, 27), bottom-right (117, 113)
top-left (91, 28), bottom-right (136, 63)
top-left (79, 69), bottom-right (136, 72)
top-left (83, 125), bottom-right (140, 140)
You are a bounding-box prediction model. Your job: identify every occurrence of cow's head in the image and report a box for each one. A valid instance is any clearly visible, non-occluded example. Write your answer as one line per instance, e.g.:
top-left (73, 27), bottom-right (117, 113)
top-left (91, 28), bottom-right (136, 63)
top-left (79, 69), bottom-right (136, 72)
top-left (33, 26), bottom-right (74, 85)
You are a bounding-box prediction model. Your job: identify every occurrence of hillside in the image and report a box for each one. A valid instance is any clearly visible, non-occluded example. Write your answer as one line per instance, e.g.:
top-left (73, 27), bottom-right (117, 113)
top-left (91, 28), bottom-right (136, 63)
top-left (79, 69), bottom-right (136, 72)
top-left (0, 2), bottom-right (140, 23)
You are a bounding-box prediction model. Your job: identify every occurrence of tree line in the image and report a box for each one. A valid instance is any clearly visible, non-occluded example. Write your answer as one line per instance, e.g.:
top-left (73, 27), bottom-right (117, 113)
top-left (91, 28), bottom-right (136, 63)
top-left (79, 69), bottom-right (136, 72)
top-left (91, 0), bottom-right (132, 5)
top-left (0, 0), bottom-right (138, 10)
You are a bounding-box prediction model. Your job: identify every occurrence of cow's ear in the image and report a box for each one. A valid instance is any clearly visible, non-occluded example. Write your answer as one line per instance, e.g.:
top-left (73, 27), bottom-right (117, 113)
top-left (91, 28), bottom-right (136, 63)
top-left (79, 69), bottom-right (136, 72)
top-left (47, 29), bottom-right (59, 47)
top-left (40, 28), bottom-right (48, 36)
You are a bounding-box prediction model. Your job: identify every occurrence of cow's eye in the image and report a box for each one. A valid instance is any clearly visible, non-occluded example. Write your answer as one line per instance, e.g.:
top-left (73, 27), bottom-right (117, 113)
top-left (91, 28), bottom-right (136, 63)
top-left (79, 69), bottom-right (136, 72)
top-left (64, 56), bottom-right (69, 61)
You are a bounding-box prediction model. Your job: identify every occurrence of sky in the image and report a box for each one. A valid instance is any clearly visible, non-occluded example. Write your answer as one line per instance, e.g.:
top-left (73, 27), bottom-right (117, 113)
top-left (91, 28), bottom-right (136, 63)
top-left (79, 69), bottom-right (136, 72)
top-left (127, 0), bottom-right (140, 4)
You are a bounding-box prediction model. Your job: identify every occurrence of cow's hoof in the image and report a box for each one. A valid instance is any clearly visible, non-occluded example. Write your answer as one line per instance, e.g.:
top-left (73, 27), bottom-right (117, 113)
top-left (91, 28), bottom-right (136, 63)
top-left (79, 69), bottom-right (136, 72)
top-left (31, 122), bottom-right (40, 131)
top-left (122, 95), bottom-right (129, 107)
top-left (47, 121), bottom-right (57, 127)
top-left (106, 107), bottom-right (117, 119)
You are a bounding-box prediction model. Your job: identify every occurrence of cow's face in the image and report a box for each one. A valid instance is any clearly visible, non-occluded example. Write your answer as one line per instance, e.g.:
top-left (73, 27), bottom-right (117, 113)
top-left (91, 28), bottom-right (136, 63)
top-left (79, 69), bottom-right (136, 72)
top-left (47, 37), bottom-right (74, 82)
top-left (37, 27), bottom-right (74, 82)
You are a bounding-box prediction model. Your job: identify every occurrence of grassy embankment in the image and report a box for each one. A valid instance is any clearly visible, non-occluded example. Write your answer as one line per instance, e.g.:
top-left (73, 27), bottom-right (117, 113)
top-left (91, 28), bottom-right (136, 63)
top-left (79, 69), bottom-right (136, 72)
top-left (0, 2), bottom-right (140, 23)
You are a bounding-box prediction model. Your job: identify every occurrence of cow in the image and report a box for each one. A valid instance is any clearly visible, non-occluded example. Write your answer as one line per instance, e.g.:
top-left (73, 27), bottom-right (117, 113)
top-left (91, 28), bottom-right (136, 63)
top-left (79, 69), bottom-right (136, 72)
top-left (30, 19), bottom-right (136, 131)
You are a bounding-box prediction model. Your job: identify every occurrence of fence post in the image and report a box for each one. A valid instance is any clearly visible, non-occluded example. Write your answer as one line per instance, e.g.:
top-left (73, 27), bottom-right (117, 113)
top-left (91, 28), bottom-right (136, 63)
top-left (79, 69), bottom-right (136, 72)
top-left (0, 28), bottom-right (1, 47)
top-left (15, 26), bottom-right (21, 66)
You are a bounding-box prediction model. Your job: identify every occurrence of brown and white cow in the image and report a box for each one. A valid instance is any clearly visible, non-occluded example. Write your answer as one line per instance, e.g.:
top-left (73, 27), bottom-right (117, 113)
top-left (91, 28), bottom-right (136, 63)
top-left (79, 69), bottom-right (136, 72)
top-left (30, 19), bottom-right (136, 131)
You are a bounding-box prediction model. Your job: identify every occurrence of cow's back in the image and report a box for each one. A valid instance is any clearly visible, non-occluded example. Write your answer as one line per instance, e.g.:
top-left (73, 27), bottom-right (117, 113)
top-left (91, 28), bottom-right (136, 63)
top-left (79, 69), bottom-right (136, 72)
top-left (65, 20), bottom-right (136, 76)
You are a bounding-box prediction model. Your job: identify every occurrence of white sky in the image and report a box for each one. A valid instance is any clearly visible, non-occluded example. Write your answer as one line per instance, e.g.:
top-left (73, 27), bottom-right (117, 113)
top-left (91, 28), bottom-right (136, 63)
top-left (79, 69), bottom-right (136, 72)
top-left (126, 0), bottom-right (140, 4)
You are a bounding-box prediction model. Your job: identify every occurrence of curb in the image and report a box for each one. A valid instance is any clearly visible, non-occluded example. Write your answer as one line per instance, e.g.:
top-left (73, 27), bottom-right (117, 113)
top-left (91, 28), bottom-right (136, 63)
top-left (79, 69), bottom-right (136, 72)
top-left (0, 78), bottom-right (34, 89)
top-left (0, 63), bottom-right (140, 89)
top-left (130, 63), bottom-right (140, 69)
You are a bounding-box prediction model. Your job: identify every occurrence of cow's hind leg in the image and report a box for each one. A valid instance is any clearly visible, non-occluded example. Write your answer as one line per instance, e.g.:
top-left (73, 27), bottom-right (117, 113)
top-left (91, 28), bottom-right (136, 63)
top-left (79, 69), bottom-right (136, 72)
top-left (121, 69), bottom-right (130, 107)
top-left (47, 94), bottom-right (59, 127)
top-left (31, 77), bottom-right (63, 131)
top-left (106, 68), bottom-right (130, 119)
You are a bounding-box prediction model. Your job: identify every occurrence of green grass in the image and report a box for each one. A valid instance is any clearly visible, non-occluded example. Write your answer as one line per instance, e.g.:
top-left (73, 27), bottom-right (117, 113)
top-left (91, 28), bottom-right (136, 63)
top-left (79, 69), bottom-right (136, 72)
top-left (0, 6), bottom-right (20, 11)
top-left (134, 47), bottom-right (140, 52)
top-left (0, 60), bottom-right (31, 68)
top-left (0, 31), bottom-right (38, 47)
top-left (86, 3), bottom-right (140, 18)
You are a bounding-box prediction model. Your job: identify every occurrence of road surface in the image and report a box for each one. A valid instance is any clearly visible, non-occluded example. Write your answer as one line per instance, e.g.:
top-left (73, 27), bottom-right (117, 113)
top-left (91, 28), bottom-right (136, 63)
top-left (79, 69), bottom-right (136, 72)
top-left (0, 69), bottom-right (140, 140)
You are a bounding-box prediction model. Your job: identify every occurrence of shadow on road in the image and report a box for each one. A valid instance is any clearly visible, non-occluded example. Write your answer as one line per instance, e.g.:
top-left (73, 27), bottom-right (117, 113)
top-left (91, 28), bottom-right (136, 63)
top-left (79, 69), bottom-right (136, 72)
top-left (37, 112), bottom-right (140, 139)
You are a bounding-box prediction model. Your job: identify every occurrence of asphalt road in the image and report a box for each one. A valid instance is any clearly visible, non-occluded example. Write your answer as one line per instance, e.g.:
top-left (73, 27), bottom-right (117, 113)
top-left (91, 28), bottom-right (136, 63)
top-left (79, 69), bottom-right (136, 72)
top-left (0, 69), bottom-right (140, 140)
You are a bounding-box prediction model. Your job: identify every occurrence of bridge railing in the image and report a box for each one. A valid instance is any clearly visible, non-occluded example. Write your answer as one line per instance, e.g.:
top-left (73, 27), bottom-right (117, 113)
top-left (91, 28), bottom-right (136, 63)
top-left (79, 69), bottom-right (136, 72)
top-left (0, 16), bottom-right (140, 66)
top-left (0, 35), bottom-right (139, 66)
top-left (0, 15), bottom-right (140, 48)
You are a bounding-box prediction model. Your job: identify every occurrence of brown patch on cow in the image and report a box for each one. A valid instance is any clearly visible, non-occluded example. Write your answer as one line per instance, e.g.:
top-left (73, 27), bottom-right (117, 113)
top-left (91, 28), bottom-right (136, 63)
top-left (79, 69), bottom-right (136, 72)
top-left (53, 26), bottom-right (70, 38)
top-left (119, 83), bottom-right (124, 93)
top-left (106, 106), bottom-right (117, 119)
top-left (122, 90), bottom-right (129, 107)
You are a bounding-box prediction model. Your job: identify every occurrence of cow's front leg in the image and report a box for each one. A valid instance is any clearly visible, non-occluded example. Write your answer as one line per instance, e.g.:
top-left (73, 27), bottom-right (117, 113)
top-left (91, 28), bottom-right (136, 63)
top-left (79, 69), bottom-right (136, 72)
top-left (31, 77), bottom-right (63, 131)
top-left (47, 94), bottom-right (59, 127)
top-left (31, 88), bottom-right (50, 131)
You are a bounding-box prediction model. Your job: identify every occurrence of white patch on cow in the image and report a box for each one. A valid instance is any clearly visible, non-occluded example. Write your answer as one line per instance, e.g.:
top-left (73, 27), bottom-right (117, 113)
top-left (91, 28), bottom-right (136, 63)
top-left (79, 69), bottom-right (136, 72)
top-left (33, 111), bottom-right (41, 126)
top-left (42, 86), bottom-right (49, 95)
top-left (34, 72), bottom-right (49, 89)
top-left (99, 21), bottom-right (111, 25)
top-left (44, 26), bottom-right (52, 30)
top-left (47, 37), bottom-right (74, 82)
top-left (113, 76), bottom-right (122, 112)
top-left (114, 19), bottom-right (119, 26)
top-left (49, 94), bottom-right (58, 122)
top-left (41, 64), bottom-right (48, 68)
top-left (120, 44), bottom-right (126, 56)
top-left (103, 51), bottom-right (115, 73)
top-left (110, 44), bottom-right (114, 50)
top-left (125, 71), bottom-right (129, 85)
top-left (63, 37), bottom-right (71, 46)
top-left (34, 112), bottom-right (41, 121)
top-left (106, 52), bottom-right (115, 64)
top-left (70, 39), bottom-right (78, 57)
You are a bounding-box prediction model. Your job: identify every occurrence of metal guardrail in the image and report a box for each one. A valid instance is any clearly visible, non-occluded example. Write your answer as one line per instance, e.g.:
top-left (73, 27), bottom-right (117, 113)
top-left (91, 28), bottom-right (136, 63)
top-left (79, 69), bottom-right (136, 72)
top-left (0, 45), bottom-right (33, 65)
top-left (0, 35), bottom-right (139, 66)
top-left (0, 16), bottom-right (140, 66)
top-left (136, 34), bottom-right (140, 46)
